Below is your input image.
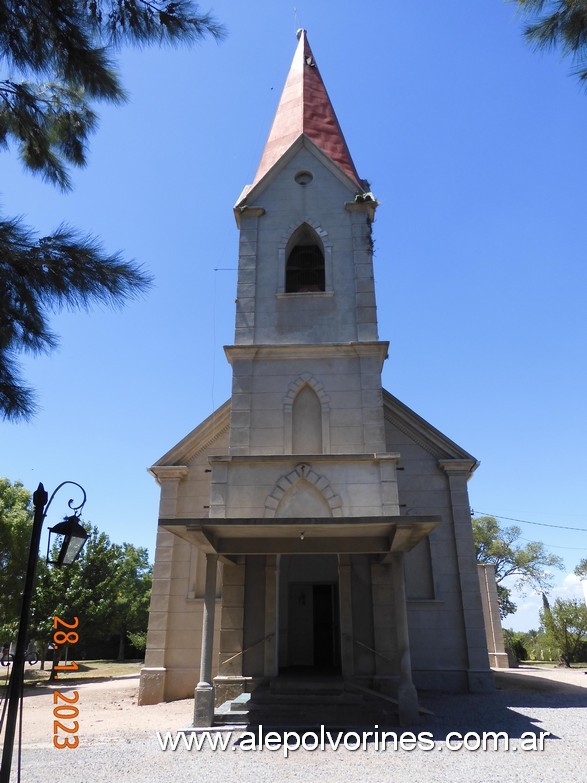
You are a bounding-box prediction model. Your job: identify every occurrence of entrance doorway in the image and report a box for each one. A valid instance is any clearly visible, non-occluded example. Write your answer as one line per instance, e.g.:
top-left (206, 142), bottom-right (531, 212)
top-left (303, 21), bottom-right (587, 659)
top-left (279, 555), bottom-right (341, 673)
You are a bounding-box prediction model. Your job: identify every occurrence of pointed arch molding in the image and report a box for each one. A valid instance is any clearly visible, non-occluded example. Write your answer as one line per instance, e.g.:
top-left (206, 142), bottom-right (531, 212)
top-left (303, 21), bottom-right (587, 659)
top-left (283, 372), bottom-right (331, 454)
top-left (277, 218), bottom-right (333, 294)
top-left (264, 463), bottom-right (343, 518)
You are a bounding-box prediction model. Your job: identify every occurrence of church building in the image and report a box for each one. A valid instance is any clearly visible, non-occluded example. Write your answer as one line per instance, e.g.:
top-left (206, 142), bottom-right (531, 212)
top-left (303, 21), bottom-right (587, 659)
top-left (138, 30), bottom-right (493, 726)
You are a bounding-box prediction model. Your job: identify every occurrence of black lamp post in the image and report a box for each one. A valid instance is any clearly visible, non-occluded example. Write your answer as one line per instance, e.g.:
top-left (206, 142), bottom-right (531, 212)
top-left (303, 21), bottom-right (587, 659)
top-left (0, 481), bottom-right (88, 783)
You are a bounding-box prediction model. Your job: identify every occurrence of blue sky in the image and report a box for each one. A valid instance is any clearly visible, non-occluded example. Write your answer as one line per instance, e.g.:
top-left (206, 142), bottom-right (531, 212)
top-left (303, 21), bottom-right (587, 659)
top-left (2, 1), bottom-right (586, 632)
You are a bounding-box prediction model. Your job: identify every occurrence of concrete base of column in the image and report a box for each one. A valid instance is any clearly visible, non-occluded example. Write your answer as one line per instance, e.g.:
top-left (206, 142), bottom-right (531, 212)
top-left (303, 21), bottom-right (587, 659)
top-left (467, 669), bottom-right (495, 693)
top-left (138, 667), bottom-right (166, 705)
top-left (489, 652), bottom-right (509, 669)
top-left (193, 684), bottom-right (215, 727)
top-left (398, 680), bottom-right (420, 726)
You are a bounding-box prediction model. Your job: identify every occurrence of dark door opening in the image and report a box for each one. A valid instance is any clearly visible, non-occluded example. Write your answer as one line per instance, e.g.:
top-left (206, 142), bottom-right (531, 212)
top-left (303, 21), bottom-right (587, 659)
top-left (313, 584), bottom-right (335, 668)
top-left (285, 582), bottom-right (340, 673)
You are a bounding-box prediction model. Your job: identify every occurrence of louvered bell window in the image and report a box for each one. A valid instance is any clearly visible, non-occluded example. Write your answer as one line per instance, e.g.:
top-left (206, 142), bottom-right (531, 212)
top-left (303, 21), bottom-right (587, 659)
top-left (285, 245), bottom-right (325, 293)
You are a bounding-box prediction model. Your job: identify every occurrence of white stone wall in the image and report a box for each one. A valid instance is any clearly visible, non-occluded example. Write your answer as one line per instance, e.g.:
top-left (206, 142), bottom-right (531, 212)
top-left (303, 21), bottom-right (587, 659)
top-left (209, 454), bottom-right (400, 519)
top-left (139, 426), bottom-right (229, 704)
top-left (227, 345), bottom-right (388, 458)
top-left (235, 145), bottom-right (377, 347)
top-left (384, 412), bottom-right (489, 691)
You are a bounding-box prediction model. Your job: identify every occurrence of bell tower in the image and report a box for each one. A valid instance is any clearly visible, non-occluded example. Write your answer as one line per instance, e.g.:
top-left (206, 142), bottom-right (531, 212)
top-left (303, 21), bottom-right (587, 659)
top-left (227, 28), bottom-right (388, 461)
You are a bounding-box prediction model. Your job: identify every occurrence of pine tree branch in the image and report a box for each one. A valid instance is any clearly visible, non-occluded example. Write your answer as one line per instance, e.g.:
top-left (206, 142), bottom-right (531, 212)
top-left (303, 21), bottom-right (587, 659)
top-left (0, 80), bottom-right (99, 189)
top-left (86, 0), bottom-right (226, 45)
top-left (0, 358), bottom-right (37, 421)
top-left (512, 0), bottom-right (587, 87)
top-left (0, 214), bottom-right (152, 421)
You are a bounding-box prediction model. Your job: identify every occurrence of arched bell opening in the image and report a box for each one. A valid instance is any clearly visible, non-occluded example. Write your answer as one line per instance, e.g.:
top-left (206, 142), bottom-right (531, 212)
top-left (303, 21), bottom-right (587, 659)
top-left (285, 223), bottom-right (325, 293)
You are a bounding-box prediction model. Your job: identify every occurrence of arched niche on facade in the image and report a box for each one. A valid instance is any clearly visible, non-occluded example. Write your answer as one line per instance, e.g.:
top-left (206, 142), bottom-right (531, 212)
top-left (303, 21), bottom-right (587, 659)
top-left (292, 384), bottom-right (322, 454)
top-left (275, 479), bottom-right (332, 518)
top-left (283, 373), bottom-right (330, 455)
top-left (264, 463), bottom-right (343, 518)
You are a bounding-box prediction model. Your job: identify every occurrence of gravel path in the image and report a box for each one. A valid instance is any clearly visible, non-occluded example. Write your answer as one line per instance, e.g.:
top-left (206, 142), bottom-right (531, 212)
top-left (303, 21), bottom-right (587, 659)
top-left (4, 667), bottom-right (587, 783)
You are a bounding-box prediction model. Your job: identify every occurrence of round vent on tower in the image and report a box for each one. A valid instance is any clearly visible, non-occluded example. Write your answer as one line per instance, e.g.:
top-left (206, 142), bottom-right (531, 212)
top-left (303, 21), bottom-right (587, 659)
top-left (294, 170), bottom-right (313, 186)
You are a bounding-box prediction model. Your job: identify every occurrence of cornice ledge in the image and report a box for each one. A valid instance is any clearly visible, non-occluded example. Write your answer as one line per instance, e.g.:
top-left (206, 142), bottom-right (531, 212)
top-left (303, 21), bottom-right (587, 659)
top-left (233, 205), bottom-right (266, 229)
top-left (224, 341), bottom-right (389, 363)
top-left (345, 199), bottom-right (378, 222)
top-left (209, 452), bottom-right (400, 465)
top-left (438, 459), bottom-right (479, 477)
top-left (149, 465), bottom-right (189, 483)
top-left (236, 206), bottom-right (265, 217)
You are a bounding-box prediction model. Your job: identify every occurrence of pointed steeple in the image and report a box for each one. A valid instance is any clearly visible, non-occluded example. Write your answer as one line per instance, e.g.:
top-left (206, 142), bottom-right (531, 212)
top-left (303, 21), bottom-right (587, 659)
top-left (252, 30), bottom-right (362, 189)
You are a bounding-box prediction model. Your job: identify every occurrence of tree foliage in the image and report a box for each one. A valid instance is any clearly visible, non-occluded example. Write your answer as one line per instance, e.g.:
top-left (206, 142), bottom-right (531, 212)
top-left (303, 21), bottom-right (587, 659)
top-left (540, 594), bottom-right (587, 666)
top-left (0, 1), bottom-right (225, 421)
top-left (512, 0), bottom-right (587, 86)
top-left (30, 525), bottom-right (152, 659)
top-left (0, 478), bottom-right (33, 637)
top-left (0, 1), bottom-right (225, 188)
top-left (111, 543), bottom-right (152, 660)
top-left (574, 557), bottom-right (587, 580)
top-left (0, 220), bottom-right (152, 420)
top-left (473, 515), bottom-right (564, 617)
top-left (502, 627), bottom-right (529, 663)
top-left (0, 477), bottom-right (152, 658)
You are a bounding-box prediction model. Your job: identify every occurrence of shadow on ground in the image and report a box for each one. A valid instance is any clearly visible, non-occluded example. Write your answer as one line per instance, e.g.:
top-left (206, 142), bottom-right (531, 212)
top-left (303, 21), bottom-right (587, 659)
top-left (222, 670), bottom-right (587, 744)
top-left (415, 669), bottom-right (587, 742)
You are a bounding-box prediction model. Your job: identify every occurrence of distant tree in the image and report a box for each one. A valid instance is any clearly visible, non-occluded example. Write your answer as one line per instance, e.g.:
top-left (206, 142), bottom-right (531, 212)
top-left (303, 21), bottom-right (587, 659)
top-left (512, 1), bottom-right (587, 87)
top-left (112, 543), bottom-right (152, 661)
top-left (540, 594), bottom-right (587, 666)
top-left (30, 526), bottom-right (152, 660)
top-left (473, 515), bottom-right (563, 617)
top-left (0, 1), bottom-right (225, 420)
top-left (126, 630), bottom-right (147, 656)
top-left (31, 525), bottom-right (122, 658)
top-left (0, 478), bottom-right (33, 636)
top-left (575, 558), bottom-right (587, 580)
top-left (503, 628), bottom-right (528, 663)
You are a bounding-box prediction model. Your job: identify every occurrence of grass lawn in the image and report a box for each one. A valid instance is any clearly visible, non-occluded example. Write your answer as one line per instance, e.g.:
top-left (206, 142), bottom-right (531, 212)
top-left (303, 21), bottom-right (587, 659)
top-left (0, 659), bottom-right (143, 688)
top-left (519, 661), bottom-right (587, 668)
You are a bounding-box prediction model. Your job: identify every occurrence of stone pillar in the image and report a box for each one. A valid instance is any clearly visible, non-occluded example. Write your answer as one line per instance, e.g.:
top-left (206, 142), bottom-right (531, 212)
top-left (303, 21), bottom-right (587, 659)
top-left (439, 460), bottom-right (494, 692)
top-left (478, 564), bottom-right (508, 668)
top-left (345, 200), bottom-right (378, 342)
top-left (264, 555), bottom-right (278, 677)
top-left (391, 553), bottom-right (420, 726)
top-left (338, 555), bottom-right (354, 676)
top-left (233, 208), bottom-right (264, 346)
top-left (370, 561), bottom-right (396, 689)
top-left (194, 553), bottom-right (218, 727)
top-left (215, 563), bottom-right (246, 705)
top-left (139, 466), bottom-right (187, 706)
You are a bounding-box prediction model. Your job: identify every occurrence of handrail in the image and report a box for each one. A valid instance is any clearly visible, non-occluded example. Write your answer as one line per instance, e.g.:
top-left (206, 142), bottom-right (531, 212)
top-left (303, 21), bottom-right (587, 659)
top-left (342, 635), bottom-right (434, 716)
top-left (342, 634), bottom-right (397, 667)
top-left (221, 633), bottom-right (275, 666)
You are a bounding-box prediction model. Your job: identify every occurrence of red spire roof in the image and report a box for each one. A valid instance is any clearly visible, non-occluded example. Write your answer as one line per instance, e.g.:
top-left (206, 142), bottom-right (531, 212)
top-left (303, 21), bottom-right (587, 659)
top-left (252, 30), bottom-right (362, 188)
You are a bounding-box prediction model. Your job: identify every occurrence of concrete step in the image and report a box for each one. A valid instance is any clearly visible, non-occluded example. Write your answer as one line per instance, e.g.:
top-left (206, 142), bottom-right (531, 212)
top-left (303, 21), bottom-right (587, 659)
top-left (270, 675), bottom-right (345, 695)
top-left (214, 680), bottom-right (399, 728)
top-left (251, 690), bottom-right (362, 706)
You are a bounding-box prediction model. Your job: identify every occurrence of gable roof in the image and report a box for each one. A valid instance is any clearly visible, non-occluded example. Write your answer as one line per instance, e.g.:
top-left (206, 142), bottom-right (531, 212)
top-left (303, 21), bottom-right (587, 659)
top-left (252, 29), bottom-right (362, 190)
top-left (150, 400), bottom-right (230, 472)
top-left (383, 388), bottom-right (479, 466)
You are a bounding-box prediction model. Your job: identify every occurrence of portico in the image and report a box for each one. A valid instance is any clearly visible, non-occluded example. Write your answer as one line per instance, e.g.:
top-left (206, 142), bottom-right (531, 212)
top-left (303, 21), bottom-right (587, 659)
top-left (162, 513), bottom-right (438, 725)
